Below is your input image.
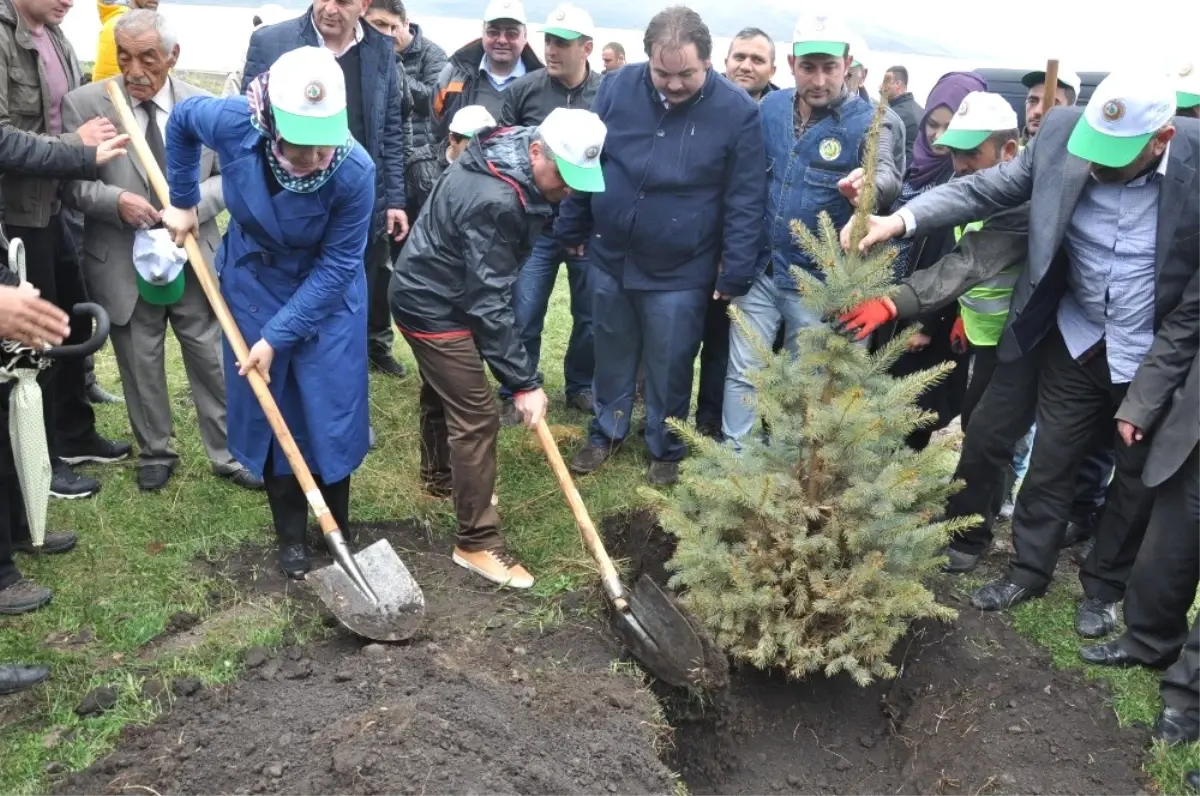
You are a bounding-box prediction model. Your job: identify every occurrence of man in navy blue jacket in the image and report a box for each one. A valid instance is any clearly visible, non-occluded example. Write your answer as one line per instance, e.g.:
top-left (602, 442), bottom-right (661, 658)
top-left (242, 0), bottom-right (410, 379)
top-left (555, 5), bottom-right (766, 486)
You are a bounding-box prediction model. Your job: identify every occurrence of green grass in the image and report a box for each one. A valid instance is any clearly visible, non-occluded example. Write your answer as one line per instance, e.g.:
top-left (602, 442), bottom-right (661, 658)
top-left (0, 270), bottom-right (648, 794)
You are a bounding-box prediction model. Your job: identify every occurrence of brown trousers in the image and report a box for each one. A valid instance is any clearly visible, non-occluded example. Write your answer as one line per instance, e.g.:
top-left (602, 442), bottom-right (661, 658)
top-left (402, 331), bottom-right (503, 552)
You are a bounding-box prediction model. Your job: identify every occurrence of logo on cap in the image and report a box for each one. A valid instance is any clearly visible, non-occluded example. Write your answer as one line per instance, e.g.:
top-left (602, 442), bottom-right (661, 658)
top-left (956, 99), bottom-right (970, 116)
top-left (1102, 99), bottom-right (1125, 124)
top-left (304, 80), bottom-right (326, 104)
top-left (819, 138), bottom-right (842, 161)
top-left (813, 20), bottom-right (825, 32)
top-left (584, 145), bottom-right (600, 160)
top-left (554, 9), bottom-right (565, 19)
top-left (1182, 63), bottom-right (1194, 78)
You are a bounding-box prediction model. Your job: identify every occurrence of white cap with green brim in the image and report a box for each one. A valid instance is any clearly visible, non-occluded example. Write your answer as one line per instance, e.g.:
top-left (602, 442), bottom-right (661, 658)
top-left (448, 105), bottom-right (496, 137)
top-left (1068, 71), bottom-right (1176, 168)
top-left (1175, 61), bottom-right (1199, 109)
top-left (845, 30), bottom-right (868, 69)
top-left (1021, 67), bottom-right (1082, 102)
top-left (541, 3), bottom-right (593, 40)
top-left (537, 107), bottom-right (607, 193)
top-left (269, 46), bottom-right (349, 147)
top-left (791, 15), bottom-right (851, 58)
top-left (935, 91), bottom-right (1019, 150)
top-left (133, 229), bottom-right (187, 306)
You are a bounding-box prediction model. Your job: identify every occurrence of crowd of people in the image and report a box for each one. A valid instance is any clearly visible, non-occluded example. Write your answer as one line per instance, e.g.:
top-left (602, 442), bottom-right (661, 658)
top-left (0, 0), bottom-right (1196, 777)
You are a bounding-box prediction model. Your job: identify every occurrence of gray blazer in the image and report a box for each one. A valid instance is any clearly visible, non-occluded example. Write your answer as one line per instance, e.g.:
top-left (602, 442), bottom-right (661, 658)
top-left (898, 108), bottom-right (1200, 363)
top-left (61, 76), bottom-right (224, 326)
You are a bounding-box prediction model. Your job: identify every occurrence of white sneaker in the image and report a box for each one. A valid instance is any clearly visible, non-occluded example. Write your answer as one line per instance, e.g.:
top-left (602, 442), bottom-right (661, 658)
top-left (452, 547), bottom-right (534, 589)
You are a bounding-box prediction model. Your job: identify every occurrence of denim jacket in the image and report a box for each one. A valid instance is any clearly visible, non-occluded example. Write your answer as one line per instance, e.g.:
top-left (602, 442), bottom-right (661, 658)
top-left (759, 89), bottom-right (873, 289)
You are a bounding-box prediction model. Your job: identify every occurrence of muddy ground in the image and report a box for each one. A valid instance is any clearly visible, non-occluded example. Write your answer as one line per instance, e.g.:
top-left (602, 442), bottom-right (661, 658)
top-left (53, 512), bottom-right (1149, 796)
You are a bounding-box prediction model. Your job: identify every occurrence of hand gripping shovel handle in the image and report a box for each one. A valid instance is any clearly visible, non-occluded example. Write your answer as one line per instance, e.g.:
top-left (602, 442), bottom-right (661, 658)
top-left (105, 83), bottom-right (375, 600)
top-left (534, 419), bottom-right (628, 608)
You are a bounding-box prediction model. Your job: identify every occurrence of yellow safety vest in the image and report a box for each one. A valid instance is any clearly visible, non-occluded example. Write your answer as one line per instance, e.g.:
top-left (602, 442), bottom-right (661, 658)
top-left (954, 220), bottom-right (1022, 347)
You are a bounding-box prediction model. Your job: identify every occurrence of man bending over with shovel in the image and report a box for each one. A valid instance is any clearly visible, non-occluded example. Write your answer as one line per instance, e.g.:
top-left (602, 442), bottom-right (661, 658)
top-left (390, 107), bottom-right (607, 589)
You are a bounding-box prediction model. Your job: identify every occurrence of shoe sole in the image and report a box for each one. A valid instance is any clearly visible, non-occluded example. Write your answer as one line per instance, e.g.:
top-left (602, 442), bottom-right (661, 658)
top-left (0, 673), bottom-right (50, 695)
top-left (452, 551), bottom-right (534, 590)
top-left (0, 596), bottom-right (52, 615)
top-left (14, 542), bottom-right (77, 555)
top-left (50, 489), bottom-right (98, 500)
top-left (59, 453), bottom-right (129, 465)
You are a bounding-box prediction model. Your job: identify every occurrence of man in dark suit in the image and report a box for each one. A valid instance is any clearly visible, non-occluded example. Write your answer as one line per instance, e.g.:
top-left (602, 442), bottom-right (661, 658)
top-left (241, 0), bottom-right (409, 379)
top-left (1079, 289), bottom-right (1198, 749)
top-left (849, 72), bottom-right (1199, 622)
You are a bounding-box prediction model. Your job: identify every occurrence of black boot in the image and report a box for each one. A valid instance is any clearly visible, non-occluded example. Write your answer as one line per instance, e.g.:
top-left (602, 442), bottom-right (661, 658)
top-left (0, 662), bottom-right (50, 695)
top-left (265, 468), bottom-right (311, 579)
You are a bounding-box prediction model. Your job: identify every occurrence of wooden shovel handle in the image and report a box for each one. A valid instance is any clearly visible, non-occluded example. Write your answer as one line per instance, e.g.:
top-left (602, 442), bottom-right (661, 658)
top-left (105, 82), bottom-right (339, 535)
top-left (1040, 59), bottom-right (1060, 117)
top-left (534, 419), bottom-right (626, 602)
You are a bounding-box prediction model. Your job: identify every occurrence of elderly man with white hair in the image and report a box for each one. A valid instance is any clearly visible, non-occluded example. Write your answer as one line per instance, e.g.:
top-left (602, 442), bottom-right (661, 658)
top-left (62, 9), bottom-right (262, 493)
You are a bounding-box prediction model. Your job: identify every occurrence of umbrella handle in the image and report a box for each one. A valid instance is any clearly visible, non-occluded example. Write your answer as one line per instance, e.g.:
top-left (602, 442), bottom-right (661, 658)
top-left (104, 81), bottom-right (341, 537)
top-left (42, 303), bottom-right (110, 358)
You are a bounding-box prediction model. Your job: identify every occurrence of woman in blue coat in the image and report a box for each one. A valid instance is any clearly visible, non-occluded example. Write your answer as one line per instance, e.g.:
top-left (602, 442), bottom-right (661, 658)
top-left (163, 46), bottom-right (375, 577)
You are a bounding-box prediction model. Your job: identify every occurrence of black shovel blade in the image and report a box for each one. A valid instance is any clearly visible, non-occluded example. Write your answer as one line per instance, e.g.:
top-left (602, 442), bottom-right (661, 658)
top-left (611, 574), bottom-right (719, 689)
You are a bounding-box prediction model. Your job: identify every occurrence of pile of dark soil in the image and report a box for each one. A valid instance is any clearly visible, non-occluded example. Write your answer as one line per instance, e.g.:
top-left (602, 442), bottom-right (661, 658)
top-left (54, 522), bottom-right (675, 796)
top-left (602, 510), bottom-right (1149, 796)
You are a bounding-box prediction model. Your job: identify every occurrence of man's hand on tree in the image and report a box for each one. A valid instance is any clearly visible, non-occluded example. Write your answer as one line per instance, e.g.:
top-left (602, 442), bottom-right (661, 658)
top-left (118, 192), bottom-right (162, 229)
top-left (1117, 419), bottom-right (1145, 447)
top-left (0, 282), bottom-right (70, 348)
top-left (949, 316), bottom-right (969, 355)
top-left (837, 167), bottom-right (865, 207)
top-left (840, 213), bottom-right (905, 254)
top-left (836, 297), bottom-right (896, 340)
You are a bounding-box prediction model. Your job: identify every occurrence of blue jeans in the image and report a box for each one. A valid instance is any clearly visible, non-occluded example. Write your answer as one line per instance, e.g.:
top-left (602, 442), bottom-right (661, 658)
top-left (588, 268), bottom-right (708, 462)
top-left (1011, 424), bottom-right (1035, 485)
top-left (722, 271), bottom-right (824, 443)
top-left (499, 233), bottom-right (593, 400)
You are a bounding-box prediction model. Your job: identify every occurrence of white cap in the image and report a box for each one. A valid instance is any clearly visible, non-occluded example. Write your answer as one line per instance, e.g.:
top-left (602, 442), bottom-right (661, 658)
top-left (790, 15), bottom-right (852, 59)
top-left (537, 107), bottom-right (607, 192)
top-left (448, 105), bottom-right (496, 137)
top-left (1021, 66), bottom-right (1082, 103)
top-left (483, 0), bottom-right (525, 24)
top-left (255, 3), bottom-right (290, 26)
top-left (1175, 61), bottom-right (1199, 109)
top-left (1067, 71), bottom-right (1176, 168)
top-left (268, 46), bottom-right (349, 147)
top-left (541, 3), bottom-right (594, 40)
top-left (934, 91), bottom-right (1019, 150)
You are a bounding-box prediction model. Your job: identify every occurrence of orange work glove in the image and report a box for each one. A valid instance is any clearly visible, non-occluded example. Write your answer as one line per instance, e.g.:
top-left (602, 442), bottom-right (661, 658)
top-left (949, 315), bottom-right (969, 355)
top-left (836, 297), bottom-right (897, 340)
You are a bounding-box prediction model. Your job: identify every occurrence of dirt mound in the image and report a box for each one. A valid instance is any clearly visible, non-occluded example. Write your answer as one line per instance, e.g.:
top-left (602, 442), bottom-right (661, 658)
top-left (602, 510), bottom-right (1149, 796)
top-left (54, 522), bottom-right (675, 796)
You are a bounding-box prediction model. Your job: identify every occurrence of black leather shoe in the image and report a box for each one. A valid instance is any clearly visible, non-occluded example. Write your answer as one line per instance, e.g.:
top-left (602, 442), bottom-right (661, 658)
top-left (942, 547), bottom-right (981, 574)
top-left (646, 459), bottom-right (679, 486)
top-left (970, 578), bottom-right (1044, 611)
top-left (1154, 707), bottom-right (1200, 746)
top-left (1075, 597), bottom-right (1119, 638)
top-left (137, 464), bottom-right (173, 492)
top-left (0, 663), bottom-right (50, 695)
top-left (222, 469), bottom-right (265, 491)
top-left (86, 382), bottom-right (124, 405)
top-left (0, 579), bottom-right (53, 615)
top-left (1060, 520), bottom-right (1095, 550)
top-left (566, 391), bottom-right (594, 414)
top-left (695, 422), bottom-right (723, 441)
top-left (14, 531), bottom-right (77, 555)
top-left (279, 544), bottom-right (310, 579)
top-left (570, 443), bottom-right (616, 475)
top-left (1185, 770), bottom-right (1198, 791)
top-left (369, 353), bottom-right (407, 378)
top-left (1079, 639), bottom-right (1143, 668)
top-left (498, 399), bottom-right (522, 427)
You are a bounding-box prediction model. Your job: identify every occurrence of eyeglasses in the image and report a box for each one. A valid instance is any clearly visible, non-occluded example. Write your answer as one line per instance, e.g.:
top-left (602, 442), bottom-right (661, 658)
top-left (485, 26), bottom-right (522, 41)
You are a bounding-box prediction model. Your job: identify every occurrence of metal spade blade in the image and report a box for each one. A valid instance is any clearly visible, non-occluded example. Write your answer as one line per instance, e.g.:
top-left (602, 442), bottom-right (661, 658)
top-left (308, 539), bottom-right (425, 642)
